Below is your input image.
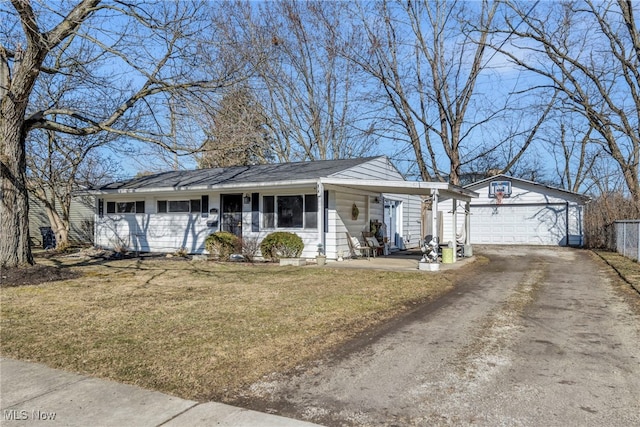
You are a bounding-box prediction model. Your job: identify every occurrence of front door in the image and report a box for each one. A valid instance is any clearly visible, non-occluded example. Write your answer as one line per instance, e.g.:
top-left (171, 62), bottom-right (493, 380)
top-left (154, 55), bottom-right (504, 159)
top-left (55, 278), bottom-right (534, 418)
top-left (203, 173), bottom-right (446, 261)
top-left (384, 200), bottom-right (402, 248)
top-left (221, 194), bottom-right (243, 238)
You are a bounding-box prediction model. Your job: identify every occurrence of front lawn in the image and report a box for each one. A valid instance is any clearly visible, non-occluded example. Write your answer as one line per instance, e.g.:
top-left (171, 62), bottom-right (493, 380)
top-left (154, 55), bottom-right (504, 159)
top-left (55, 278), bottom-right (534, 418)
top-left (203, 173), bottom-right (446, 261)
top-left (0, 256), bottom-right (454, 401)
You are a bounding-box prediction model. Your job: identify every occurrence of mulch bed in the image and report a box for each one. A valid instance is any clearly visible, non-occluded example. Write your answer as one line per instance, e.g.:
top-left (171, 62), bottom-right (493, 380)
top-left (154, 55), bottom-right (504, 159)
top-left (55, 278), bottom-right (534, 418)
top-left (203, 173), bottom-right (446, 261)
top-left (0, 264), bottom-right (81, 287)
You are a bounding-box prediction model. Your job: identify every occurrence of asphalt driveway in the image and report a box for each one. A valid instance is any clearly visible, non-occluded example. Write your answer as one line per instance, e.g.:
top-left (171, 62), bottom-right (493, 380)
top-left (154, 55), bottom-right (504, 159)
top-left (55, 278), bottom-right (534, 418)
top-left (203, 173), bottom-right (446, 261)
top-left (238, 246), bottom-right (640, 426)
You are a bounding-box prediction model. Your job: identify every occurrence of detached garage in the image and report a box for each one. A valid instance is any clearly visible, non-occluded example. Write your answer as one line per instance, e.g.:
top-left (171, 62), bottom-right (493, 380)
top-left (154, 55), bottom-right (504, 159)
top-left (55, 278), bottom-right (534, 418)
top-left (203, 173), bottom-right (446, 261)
top-left (439, 175), bottom-right (589, 247)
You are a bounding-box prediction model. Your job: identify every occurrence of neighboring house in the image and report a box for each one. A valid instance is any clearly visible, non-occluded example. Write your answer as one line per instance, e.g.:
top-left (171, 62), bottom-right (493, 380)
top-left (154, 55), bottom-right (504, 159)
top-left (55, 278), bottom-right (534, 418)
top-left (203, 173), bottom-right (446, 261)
top-left (439, 175), bottom-right (589, 247)
top-left (92, 156), bottom-right (477, 260)
top-left (29, 194), bottom-right (95, 247)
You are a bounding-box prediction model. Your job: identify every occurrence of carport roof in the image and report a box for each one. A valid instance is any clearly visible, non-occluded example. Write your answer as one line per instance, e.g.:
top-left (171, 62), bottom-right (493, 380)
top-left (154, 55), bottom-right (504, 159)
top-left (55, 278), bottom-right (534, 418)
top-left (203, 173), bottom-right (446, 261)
top-left (319, 178), bottom-right (477, 201)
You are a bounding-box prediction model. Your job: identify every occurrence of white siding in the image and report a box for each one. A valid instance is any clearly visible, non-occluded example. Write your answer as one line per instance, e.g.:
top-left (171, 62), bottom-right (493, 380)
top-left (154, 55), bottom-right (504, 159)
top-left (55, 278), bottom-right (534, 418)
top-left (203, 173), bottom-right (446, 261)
top-left (96, 213), bottom-right (212, 253)
top-left (440, 178), bottom-right (587, 246)
top-left (331, 157), bottom-right (405, 180)
top-left (96, 189), bottom-right (325, 257)
top-left (333, 157), bottom-right (422, 251)
top-left (328, 189), bottom-right (384, 259)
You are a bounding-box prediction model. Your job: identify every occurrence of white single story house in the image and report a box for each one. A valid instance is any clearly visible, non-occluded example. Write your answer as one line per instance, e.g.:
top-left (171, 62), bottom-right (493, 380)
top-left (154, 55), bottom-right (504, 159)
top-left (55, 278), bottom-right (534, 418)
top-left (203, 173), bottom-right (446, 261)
top-left (92, 156), bottom-right (477, 260)
top-left (439, 174), bottom-right (589, 247)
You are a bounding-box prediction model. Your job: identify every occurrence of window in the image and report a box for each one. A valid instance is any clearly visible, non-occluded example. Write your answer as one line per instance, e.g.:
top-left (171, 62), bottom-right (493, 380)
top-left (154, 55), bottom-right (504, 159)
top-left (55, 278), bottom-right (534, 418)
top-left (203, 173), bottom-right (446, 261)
top-left (262, 194), bottom-right (317, 229)
top-left (169, 200), bottom-right (190, 212)
top-left (278, 195), bottom-right (303, 228)
top-left (157, 199), bottom-right (201, 213)
top-left (304, 195), bottom-right (317, 229)
top-left (106, 201), bottom-right (145, 214)
top-left (263, 196), bottom-right (274, 228)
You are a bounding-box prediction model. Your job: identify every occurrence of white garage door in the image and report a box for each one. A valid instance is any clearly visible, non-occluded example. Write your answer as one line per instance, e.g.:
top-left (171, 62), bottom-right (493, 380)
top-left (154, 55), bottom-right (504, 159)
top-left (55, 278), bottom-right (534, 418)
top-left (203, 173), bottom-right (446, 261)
top-left (470, 204), bottom-right (567, 245)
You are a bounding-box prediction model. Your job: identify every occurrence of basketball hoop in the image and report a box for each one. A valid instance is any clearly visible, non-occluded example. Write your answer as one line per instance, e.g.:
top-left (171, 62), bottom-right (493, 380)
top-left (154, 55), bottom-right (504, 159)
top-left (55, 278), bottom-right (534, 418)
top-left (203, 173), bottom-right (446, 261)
top-left (495, 191), bottom-right (504, 205)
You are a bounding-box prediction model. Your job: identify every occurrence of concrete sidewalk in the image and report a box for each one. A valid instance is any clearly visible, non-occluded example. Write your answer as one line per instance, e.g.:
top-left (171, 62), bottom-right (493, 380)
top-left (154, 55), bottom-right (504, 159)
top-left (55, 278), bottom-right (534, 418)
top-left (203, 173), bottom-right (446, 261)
top-left (0, 358), bottom-right (321, 426)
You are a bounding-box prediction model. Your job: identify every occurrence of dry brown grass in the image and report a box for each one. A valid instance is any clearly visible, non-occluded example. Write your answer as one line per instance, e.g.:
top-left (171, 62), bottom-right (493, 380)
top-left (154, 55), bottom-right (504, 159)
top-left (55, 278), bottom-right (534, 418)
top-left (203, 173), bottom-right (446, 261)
top-left (0, 256), bottom-right (454, 402)
top-left (594, 250), bottom-right (640, 291)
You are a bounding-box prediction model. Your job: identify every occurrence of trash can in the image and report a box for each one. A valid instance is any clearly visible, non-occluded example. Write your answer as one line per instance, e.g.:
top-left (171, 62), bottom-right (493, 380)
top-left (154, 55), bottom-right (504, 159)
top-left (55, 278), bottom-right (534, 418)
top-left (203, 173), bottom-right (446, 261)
top-left (39, 227), bottom-right (56, 249)
top-left (442, 247), bottom-right (454, 264)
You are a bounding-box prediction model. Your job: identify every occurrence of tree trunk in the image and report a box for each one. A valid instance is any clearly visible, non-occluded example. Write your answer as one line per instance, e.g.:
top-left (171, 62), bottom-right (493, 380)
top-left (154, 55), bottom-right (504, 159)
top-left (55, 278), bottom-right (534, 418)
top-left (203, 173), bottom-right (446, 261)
top-left (1, 109), bottom-right (33, 267)
top-left (0, 23), bottom-right (44, 267)
top-left (44, 205), bottom-right (70, 250)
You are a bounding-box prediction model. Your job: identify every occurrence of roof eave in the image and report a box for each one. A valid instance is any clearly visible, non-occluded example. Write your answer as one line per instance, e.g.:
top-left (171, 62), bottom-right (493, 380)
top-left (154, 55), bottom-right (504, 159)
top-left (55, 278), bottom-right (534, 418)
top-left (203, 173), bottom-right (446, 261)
top-left (90, 179), bottom-right (321, 195)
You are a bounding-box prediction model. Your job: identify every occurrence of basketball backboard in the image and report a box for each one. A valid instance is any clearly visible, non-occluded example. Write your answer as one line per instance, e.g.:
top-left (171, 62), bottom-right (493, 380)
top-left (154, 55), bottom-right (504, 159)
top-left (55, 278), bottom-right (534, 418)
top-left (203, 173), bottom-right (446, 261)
top-left (488, 180), bottom-right (512, 198)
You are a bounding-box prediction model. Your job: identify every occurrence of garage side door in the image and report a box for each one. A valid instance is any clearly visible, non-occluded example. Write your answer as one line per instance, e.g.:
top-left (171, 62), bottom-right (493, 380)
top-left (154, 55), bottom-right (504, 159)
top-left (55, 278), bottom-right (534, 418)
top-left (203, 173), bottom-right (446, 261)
top-left (470, 204), bottom-right (567, 245)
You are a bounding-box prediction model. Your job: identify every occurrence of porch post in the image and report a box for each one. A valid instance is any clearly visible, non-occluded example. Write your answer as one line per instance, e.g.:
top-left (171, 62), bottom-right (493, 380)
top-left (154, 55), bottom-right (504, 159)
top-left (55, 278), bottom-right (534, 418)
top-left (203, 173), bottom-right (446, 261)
top-left (432, 189), bottom-right (439, 246)
top-left (317, 181), bottom-right (325, 256)
top-left (452, 198), bottom-right (457, 263)
top-left (465, 200), bottom-right (471, 246)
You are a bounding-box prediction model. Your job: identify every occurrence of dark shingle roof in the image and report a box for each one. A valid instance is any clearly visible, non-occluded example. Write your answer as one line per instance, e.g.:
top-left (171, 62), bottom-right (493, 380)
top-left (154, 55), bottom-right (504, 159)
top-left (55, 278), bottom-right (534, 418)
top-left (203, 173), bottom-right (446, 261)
top-left (100, 157), bottom-right (380, 191)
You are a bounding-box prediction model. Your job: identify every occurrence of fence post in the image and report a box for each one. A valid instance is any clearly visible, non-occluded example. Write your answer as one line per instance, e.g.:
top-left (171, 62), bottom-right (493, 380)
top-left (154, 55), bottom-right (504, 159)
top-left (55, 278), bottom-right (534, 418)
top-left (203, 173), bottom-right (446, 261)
top-left (623, 222), bottom-right (627, 258)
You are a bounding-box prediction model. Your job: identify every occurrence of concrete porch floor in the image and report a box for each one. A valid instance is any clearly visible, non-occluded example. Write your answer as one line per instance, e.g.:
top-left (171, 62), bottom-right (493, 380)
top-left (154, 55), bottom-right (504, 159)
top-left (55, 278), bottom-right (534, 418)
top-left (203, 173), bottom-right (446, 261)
top-left (315, 249), bottom-right (476, 272)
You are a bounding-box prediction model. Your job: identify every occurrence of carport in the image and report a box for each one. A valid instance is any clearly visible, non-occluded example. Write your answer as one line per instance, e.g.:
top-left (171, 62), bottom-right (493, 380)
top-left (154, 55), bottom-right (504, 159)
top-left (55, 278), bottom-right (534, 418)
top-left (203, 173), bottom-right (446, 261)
top-left (318, 178), bottom-right (478, 263)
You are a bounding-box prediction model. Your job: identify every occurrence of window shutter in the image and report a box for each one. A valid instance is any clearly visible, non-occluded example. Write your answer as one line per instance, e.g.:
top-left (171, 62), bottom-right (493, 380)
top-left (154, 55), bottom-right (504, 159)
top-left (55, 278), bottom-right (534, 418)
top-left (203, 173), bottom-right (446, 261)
top-left (251, 192), bottom-right (259, 232)
top-left (323, 190), bottom-right (329, 233)
top-left (98, 199), bottom-right (104, 217)
top-left (201, 195), bottom-right (209, 215)
top-left (136, 201), bottom-right (145, 213)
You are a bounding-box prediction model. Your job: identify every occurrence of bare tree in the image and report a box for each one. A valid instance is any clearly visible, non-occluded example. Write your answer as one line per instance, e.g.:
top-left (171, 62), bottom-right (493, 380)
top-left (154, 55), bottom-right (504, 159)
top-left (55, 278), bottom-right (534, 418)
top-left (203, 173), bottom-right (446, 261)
top-left (247, 0), bottom-right (374, 162)
top-left (500, 0), bottom-right (640, 213)
top-left (542, 114), bottom-right (602, 193)
top-left (346, 1), bottom-right (548, 184)
top-left (0, 0), bottom-right (247, 267)
top-left (27, 129), bottom-right (118, 249)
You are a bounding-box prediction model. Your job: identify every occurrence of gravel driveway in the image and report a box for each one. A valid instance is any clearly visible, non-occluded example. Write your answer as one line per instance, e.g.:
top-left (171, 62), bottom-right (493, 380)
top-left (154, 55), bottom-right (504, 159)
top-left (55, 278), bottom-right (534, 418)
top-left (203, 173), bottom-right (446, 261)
top-left (239, 246), bottom-right (640, 426)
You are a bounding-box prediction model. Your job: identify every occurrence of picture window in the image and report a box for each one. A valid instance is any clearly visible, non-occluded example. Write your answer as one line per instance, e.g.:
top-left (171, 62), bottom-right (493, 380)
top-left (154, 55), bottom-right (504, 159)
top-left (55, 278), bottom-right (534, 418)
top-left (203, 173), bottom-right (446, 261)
top-left (157, 199), bottom-right (202, 213)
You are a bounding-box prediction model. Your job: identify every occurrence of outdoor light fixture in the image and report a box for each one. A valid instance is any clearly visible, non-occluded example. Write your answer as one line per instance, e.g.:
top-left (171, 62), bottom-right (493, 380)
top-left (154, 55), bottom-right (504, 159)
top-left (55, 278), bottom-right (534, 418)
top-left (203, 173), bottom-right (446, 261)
top-left (243, 194), bottom-right (251, 204)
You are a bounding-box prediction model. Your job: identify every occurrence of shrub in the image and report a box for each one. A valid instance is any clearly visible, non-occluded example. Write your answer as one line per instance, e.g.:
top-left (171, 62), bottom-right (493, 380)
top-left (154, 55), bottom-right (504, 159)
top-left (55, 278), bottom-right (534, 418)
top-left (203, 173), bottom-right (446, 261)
top-left (260, 232), bottom-right (304, 261)
top-left (174, 246), bottom-right (189, 258)
top-left (241, 236), bottom-right (260, 262)
top-left (205, 231), bottom-right (241, 261)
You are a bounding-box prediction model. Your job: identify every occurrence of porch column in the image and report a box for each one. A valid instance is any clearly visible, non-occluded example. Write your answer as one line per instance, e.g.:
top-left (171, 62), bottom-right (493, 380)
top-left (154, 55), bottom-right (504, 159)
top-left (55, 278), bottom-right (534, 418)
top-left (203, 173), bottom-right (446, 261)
top-left (431, 189), bottom-right (439, 248)
top-left (317, 181), bottom-right (325, 256)
top-left (465, 200), bottom-right (471, 246)
top-left (452, 198), bottom-right (457, 263)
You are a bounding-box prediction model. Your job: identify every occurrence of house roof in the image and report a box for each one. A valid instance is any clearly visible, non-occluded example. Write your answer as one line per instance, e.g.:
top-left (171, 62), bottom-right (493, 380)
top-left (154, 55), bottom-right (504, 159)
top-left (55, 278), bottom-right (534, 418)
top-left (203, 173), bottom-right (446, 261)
top-left (99, 157), bottom-right (380, 191)
top-left (94, 156), bottom-right (478, 201)
top-left (465, 174), bottom-right (590, 203)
